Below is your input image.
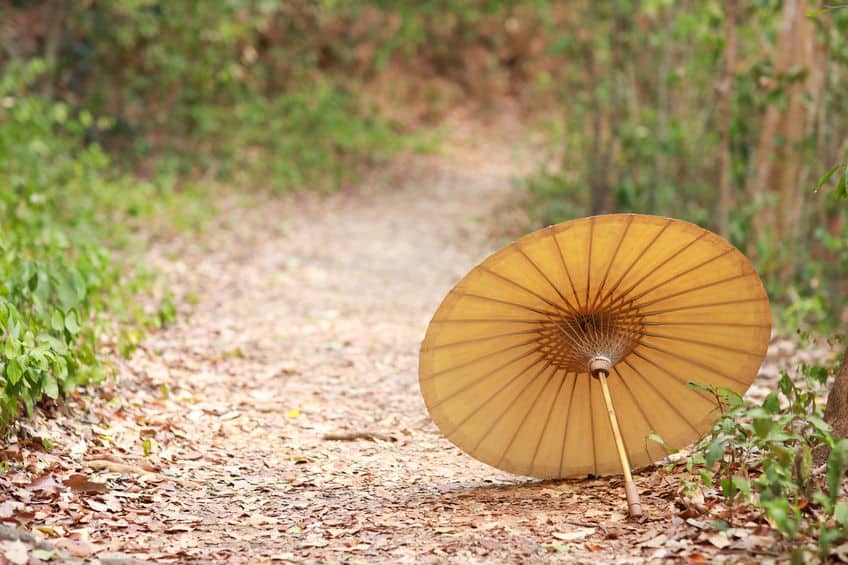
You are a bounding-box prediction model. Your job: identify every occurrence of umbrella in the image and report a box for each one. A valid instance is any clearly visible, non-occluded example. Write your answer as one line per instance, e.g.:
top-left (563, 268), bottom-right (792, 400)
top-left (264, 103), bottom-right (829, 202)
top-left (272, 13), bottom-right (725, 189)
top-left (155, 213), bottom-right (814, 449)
top-left (419, 214), bottom-right (771, 517)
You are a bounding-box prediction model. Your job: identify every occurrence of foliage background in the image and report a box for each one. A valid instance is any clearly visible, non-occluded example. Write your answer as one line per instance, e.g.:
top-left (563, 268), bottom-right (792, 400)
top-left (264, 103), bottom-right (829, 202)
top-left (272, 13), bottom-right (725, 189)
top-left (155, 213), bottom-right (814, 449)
top-left (0, 0), bottom-right (845, 426)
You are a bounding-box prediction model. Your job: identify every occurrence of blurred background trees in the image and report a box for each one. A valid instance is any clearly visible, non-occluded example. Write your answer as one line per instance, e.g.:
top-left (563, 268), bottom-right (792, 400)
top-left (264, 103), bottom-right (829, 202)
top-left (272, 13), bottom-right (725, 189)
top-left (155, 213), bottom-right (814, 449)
top-left (0, 0), bottom-right (845, 377)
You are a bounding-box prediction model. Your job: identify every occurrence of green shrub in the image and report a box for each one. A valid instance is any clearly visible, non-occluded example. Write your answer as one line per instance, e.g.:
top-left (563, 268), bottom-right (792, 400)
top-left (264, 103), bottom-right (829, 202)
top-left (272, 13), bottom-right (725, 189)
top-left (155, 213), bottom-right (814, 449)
top-left (0, 60), bottom-right (174, 428)
top-left (657, 359), bottom-right (848, 560)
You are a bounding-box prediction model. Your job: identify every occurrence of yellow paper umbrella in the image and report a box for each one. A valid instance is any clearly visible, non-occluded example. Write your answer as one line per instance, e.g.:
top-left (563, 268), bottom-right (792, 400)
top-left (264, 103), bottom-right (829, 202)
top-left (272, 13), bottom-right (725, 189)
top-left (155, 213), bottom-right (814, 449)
top-left (419, 214), bottom-right (771, 516)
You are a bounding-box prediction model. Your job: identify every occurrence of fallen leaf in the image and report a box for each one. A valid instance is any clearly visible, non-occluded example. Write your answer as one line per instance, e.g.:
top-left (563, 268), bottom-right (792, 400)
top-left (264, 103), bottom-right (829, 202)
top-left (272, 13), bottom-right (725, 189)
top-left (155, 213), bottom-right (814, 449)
top-left (584, 544), bottom-right (602, 552)
top-left (63, 474), bottom-right (108, 493)
top-left (55, 538), bottom-right (93, 558)
top-left (28, 474), bottom-right (63, 494)
top-left (743, 535), bottom-right (775, 550)
top-left (553, 528), bottom-right (595, 541)
top-left (639, 534), bottom-right (668, 548)
top-left (298, 538), bottom-right (328, 548)
top-left (707, 531), bottom-right (731, 549)
top-left (348, 543), bottom-right (370, 551)
top-left (0, 501), bottom-right (24, 519)
top-left (86, 499), bottom-right (110, 513)
top-left (31, 549), bottom-right (55, 561)
top-left (35, 525), bottom-right (61, 537)
top-left (1, 540), bottom-right (28, 565)
top-left (84, 460), bottom-right (151, 476)
top-left (834, 542), bottom-right (848, 562)
top-left (248, 514), bottom-right (278, 527)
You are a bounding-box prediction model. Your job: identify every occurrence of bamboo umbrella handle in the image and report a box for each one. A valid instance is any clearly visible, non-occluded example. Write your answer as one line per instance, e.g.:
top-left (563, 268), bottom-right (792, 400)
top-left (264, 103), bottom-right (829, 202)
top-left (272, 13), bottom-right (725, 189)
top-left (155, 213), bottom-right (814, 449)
top-left (594, 366), bottom-right (643, 517)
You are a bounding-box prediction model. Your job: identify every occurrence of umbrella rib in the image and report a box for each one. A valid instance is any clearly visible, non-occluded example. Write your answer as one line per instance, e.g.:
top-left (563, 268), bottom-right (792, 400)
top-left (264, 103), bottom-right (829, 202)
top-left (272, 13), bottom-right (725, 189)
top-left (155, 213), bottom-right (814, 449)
top-left (496, 365), bottom-right (559, 470)
top-left (457, 291), bottom-right (561, 319)
top-left (438, 355), bottom-right (549, 429)
top-left (608, 231), bottom-right (708, 309)
top-left (527, 368), bottom-right (570, 476)
top-left (558, 373), bottom-right (579, 476)
top-left (589, 215), bottom-right (633, 312)
top-left (470, 361), bottom-right (554, 453)
top-left (633, 272), bottom-right (756, 310)
top-left (517, 247), bottom-right (582, 318)
top-left (622, 358), bottom-right (701, 435)
top-left (640, 331), bottom-right (765, 358)
top-left (595, 218), bottom-right (674, 310)
top-left (548, 312), bottom-right (596, 360)
top-left (639, 296), bottom-right (769, 317)
top-left (464, 280), bottom-right (596, 365)
top-left (588, 374), bottom-right (598, 476)
top-left (552, 226), bottom-right (584, 312)
top-left (614, 248), bottom-right (736, 310)
top-left (641, 320), bottom-right (771, 328)
top-left (613, 366), bottom-right (663, 463)
top-left (477, 266), bottom-right (574, 318)
top-left (428, 318), bottom-right (545, 325)
top-left (422, 337), bottom-right (541, 380)
top-left (421, 328), bottom-right (542, 352)
top-left (629, 349), bottom-right (716, 404)
top-left (585, 217), bottom-right (594, 311)
top-left (632, 340), bottom-right (749, 385)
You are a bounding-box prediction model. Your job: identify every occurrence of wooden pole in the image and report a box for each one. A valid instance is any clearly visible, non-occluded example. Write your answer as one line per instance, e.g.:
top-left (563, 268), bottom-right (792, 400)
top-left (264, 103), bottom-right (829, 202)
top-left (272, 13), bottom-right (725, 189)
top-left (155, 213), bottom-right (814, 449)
top-left (590, 357), bottom-right (643, 517)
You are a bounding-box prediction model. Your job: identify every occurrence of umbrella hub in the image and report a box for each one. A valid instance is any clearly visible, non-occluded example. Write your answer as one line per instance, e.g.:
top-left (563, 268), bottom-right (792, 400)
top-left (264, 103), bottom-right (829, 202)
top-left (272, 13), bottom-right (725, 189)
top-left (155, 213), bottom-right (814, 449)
top-left (537, 308), bottom-right (643, 374)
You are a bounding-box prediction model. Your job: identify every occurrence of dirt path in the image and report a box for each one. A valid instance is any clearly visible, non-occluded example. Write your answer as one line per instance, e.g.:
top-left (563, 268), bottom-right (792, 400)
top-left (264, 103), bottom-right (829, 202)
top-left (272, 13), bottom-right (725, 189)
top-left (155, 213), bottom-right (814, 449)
top-left (123, 135), bottom-right (686, 564)
top-left (4, 124), bottom-right (821, 564)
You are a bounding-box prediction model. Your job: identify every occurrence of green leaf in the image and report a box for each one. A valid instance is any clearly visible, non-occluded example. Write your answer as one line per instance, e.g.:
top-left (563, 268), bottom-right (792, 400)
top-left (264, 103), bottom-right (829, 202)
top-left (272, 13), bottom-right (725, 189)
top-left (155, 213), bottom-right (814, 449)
top-left (815, 163), bottom-right (840, 189)
top-left (753, 417), bottom-right (774, 439)
top-left (711, 520), bottom-right (729, 531)
top-left (763, 392), bottom-right (780, 414)
top-left (50, 310), bottom-right (65, 333)
top-left (42, 374), bottom-right (59, 399)
top-left (6, 358), bottom-right (22, 384)
top-left (647, 433), bottom-right (676, 453)
top-left (807, 415), bottom-right (832, 437)
top-left (4, 338), bottom-right (20, 358)
top-left (705, 436), bottom-right (725, 468)
top-left (31, 550), bottom-right (54, 561)
top-left (835, 501), bottom-right (848, 527)
top-left (763, 498), bottom-right (799, 538)
top-left (827, 439), bottom-right (848, 507)
top-left (836, 168), bottom-right (848, 201)
top-left (795, 444), bottom-right (812, 484)
top-left (64, 309), bottom-right (81, 335)
top-left (39, 334), bottom-right (68, 355)
top-left (731, 475), bottom-right (751, 496)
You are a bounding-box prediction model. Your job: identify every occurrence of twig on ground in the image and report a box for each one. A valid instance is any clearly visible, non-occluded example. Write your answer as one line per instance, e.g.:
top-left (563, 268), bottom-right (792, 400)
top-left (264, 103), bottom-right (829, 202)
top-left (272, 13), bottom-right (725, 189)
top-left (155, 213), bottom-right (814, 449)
top-left (563, 520), bottom-right (608, 537)
top-left (322, 432), bottom-right (396, 442)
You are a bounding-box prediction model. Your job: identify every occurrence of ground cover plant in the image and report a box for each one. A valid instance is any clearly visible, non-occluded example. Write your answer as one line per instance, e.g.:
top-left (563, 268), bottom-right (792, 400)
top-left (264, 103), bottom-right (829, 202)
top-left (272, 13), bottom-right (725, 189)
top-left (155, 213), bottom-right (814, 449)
top-left (0, 59), bottom-right (201, 428)
top-left (654, 353), bottom-right (848, 561)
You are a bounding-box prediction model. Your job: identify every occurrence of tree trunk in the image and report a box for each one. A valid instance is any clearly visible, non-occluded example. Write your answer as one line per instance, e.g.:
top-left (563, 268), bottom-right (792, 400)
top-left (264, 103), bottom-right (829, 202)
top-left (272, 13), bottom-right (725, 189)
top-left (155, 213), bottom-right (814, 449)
top-left (817, 349), bottom-right (848, 465)
top-left (749, 0), bottom-right (817, 255)
top-left (717, 0), bottom-right (738, 239)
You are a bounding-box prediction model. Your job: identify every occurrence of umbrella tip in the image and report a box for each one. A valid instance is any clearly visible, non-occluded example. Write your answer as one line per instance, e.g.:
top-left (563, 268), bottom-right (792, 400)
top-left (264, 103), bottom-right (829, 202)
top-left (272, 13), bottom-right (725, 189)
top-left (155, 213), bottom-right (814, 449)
top-left (589, 356), bottom-right (612, 376)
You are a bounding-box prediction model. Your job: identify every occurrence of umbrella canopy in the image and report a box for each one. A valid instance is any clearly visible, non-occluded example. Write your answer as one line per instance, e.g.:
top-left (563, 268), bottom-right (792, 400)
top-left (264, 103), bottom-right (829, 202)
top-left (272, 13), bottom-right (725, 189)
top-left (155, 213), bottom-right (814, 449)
top-left (419, 214), bottom-right (771, 486)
